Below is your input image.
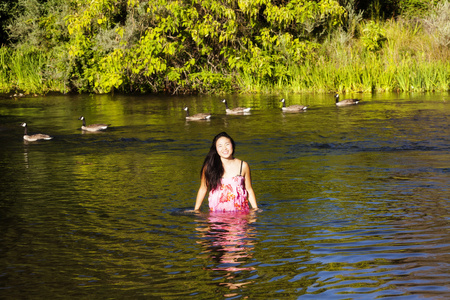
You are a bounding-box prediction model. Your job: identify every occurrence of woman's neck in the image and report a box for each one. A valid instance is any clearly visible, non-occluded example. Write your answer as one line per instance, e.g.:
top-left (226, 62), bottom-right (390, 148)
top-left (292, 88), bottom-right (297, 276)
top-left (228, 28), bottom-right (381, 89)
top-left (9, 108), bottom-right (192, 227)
top-left (221, 157), bottom-right (235, 165)
top-left (221, 157), bottom-right (240, 178)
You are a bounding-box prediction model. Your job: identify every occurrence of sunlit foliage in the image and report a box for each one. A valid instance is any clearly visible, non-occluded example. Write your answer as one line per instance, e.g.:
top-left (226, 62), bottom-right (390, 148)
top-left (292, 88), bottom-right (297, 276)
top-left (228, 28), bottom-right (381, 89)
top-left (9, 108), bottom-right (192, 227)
top-left (1, 0), bottom-right (449, 94)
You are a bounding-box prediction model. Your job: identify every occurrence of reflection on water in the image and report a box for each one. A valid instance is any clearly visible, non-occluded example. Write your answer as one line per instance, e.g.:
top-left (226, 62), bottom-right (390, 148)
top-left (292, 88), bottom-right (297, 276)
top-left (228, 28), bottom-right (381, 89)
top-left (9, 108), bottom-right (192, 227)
top-left (0, 92), bottom-right (449, 298)
top-left (197, 212), bottom-right (257, 272)
top-left (196, 211), bottom-right (257, 297)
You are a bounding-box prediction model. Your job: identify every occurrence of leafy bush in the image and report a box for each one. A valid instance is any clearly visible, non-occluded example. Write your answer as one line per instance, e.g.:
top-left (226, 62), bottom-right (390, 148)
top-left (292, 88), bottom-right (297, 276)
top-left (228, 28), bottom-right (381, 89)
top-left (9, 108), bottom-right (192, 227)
top-left (361, 21), bottom-right (386, 51)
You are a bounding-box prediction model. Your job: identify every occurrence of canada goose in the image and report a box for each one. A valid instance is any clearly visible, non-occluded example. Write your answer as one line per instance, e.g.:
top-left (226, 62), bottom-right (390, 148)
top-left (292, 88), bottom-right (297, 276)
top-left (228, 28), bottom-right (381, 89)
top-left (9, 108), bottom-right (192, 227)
top-left (21, 122), bottom-right (53, 142)
top-left (184, 106), bottom-right (211, 120)
top-left (78, 116), bottom-right (109, 131)
top-left (280, 98), bottom-right (307, 112)
top-left (221, 99), bottom-right (251, 114)
top-left (335, 93), bottom-right (361, 106)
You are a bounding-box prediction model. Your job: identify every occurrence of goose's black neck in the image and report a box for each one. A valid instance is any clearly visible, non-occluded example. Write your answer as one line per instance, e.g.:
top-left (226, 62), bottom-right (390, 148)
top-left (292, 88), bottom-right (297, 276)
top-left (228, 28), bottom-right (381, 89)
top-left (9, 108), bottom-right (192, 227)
top-left (23, 125), bottom-right (28, 135)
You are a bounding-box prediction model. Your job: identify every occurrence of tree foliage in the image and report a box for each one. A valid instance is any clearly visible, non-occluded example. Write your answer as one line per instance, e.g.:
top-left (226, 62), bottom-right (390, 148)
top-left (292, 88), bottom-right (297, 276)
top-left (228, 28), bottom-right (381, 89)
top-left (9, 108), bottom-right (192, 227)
top-left (3, 0), bottom-right (346, 94)
top-left (2, 0), bottom-right (449, 94)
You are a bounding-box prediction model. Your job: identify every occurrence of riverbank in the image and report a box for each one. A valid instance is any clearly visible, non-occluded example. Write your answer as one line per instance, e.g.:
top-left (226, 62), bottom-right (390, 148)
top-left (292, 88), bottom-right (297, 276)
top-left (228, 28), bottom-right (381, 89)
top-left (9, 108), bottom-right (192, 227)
top-left (1, 2), bottom-right (449, 95)
top-left (2, 44), bottom-right (448, 96)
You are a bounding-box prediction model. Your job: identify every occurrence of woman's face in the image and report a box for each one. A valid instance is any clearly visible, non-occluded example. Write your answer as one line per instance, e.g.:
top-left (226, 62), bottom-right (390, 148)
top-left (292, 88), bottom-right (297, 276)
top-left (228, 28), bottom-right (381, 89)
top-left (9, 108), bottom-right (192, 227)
top-left (216, 136), bottom-right (233, 159)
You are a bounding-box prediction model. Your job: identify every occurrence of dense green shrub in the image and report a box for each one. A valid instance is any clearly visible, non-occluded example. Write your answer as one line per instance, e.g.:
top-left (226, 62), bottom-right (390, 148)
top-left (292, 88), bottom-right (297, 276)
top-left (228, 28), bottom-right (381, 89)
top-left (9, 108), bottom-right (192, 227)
top-left (0, 0), bottom-right (448, 95)
top-left (361, 21), bottom-right (386, 51)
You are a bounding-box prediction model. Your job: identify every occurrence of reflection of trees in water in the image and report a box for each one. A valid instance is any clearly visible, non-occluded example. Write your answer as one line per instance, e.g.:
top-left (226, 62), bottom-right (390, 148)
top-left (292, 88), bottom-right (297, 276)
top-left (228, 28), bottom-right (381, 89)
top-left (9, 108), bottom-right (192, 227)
top-left (196, 211), bottom-right (258, 295)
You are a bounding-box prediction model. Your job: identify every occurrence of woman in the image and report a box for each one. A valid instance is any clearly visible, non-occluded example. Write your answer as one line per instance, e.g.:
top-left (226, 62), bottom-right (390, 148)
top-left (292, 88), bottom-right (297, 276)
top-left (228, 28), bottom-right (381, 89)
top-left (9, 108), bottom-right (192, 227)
top-left (194, 132), bottom-right (258, 212)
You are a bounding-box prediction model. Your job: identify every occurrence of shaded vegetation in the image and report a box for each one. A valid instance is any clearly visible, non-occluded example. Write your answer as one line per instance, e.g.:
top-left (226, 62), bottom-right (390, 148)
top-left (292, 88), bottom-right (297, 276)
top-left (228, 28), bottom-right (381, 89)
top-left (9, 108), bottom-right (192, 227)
top-left (0, 0), bottom-right (449, 95)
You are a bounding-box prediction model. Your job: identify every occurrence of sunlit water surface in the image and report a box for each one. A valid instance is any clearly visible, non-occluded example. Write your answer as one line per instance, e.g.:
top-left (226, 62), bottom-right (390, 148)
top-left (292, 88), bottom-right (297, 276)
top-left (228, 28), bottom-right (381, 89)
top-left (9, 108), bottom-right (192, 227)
top-left (0, 93), bottom-right (449, 299)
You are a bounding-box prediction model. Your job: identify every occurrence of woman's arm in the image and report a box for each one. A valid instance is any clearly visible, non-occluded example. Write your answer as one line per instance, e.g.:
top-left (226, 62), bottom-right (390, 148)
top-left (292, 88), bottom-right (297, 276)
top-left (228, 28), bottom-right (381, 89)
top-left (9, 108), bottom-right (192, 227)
top-left (194, 170), bottom-right (208, 210)
top-left (243, 161), bottom-right (258, 209)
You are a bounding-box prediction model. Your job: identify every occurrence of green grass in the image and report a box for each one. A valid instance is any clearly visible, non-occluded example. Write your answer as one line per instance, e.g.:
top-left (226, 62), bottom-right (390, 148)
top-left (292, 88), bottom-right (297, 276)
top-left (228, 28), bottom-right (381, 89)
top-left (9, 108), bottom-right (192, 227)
top-left (0, 46), bottom-right (70, 95)
top-left (234, 17), bottom-right (450, 95)
top-left (234, 54), bottom-right (449, 94)
top-left (0, 47), bottom-right (10, 93)
top-left (2, 47), bottom-right (46, 94)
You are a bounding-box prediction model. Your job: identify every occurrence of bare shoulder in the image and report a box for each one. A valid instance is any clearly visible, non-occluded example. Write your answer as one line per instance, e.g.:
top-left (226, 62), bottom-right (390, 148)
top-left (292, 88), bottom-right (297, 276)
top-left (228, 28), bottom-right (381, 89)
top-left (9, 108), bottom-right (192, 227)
top-left (240, 160), bottom-right (251, 173)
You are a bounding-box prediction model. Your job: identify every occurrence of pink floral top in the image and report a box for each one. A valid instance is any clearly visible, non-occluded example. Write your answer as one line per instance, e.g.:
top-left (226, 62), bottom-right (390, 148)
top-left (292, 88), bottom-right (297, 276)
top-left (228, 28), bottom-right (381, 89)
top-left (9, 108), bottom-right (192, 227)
top-left (208, 176), bottom-right (249, 212)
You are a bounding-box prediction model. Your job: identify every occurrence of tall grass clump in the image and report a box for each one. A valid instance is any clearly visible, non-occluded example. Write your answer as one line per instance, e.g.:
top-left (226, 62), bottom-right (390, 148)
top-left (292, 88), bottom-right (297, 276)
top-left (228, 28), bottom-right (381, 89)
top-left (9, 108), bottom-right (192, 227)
top-left (8, 47), bottom-right (46, 94)
top-left (2, 46), bottom-right (69, 94)
top-left (0, 47), bottom-right (10, 93)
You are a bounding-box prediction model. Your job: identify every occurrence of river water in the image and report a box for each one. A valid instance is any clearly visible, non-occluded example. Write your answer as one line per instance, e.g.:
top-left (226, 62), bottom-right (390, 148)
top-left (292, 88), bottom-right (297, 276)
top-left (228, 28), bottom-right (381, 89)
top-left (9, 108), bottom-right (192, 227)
top-left (0, 92), bottom-right (449, 299)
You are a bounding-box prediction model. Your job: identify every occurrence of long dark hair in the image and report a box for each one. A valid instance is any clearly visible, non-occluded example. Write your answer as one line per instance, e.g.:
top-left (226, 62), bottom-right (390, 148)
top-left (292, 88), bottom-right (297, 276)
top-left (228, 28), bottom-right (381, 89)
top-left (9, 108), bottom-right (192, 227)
top-left (201, 132), bottom-right (236, 191)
